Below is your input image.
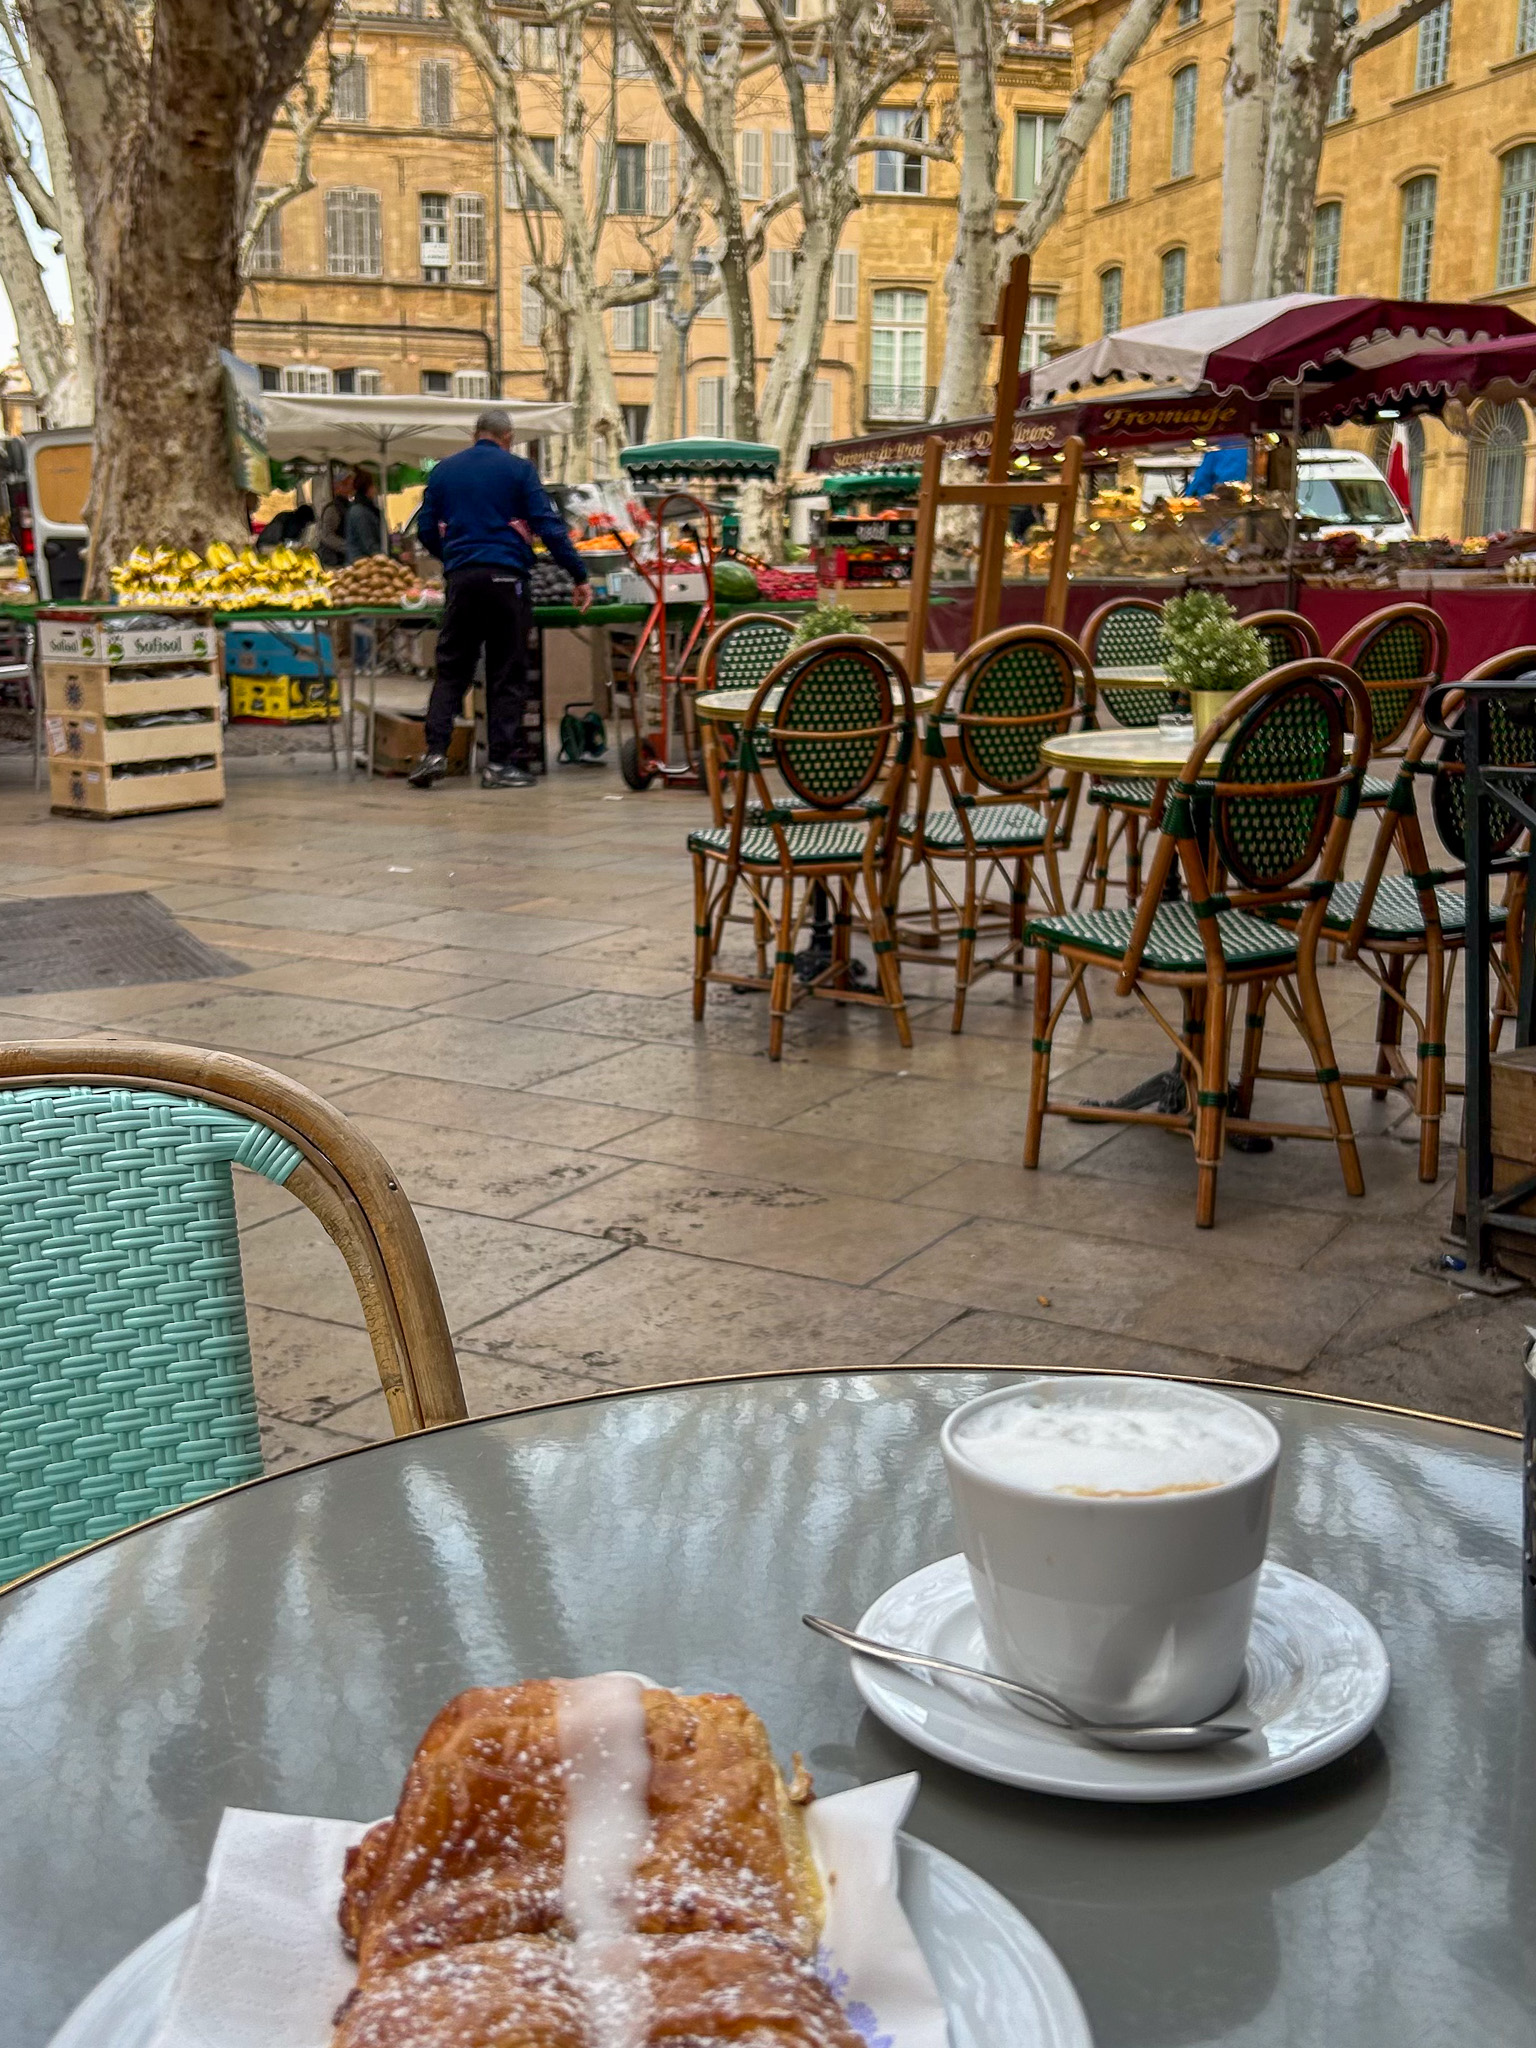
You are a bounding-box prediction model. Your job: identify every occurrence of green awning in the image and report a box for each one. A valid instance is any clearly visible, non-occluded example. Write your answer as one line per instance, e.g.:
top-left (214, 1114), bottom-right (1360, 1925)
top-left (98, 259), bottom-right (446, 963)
top-left (618, 438), bottom-right (779, 480)
top-left (821, 468), bottom-right (922, 503)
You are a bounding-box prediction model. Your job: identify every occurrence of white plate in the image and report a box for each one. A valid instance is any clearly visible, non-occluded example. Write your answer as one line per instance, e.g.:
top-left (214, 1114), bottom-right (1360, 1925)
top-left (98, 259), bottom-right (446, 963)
top-left (853, 1555), bottom-right (1390, 1804)
top-left (48, 1833), bottom-right (1092, 2048)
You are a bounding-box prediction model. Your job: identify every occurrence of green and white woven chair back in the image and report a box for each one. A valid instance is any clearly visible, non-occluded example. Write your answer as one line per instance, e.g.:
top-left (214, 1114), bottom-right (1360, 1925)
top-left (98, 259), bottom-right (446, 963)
top-left (714, 617), bottom-right (796, 693)
top-left (1100, 682), bottom-right (1177, 728)
top-left (1254, 622), bottom-right (1311, 669)
top-left (1091, 603), bottom-right (1167, 670)
top-left (0, 1086), bottom-right (303, 1578)
top-left (956, 638), bottom-right (1075, 794)
top-left (771, 642), bottom-right (896, 809)
top-left (1429, 695), bottom-right (1531, 863)
top-left (1354, 619), bottom-right (1435, 748)
top-left (1213, 678), bottom-right (1345, 890)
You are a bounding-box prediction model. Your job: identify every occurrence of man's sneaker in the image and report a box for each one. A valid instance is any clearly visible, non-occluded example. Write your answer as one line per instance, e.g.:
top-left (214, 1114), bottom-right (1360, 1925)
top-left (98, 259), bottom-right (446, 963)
top-left (481, 763), bottom-right (537, 789)
top-left (407, 751), bottom-right (448, 788)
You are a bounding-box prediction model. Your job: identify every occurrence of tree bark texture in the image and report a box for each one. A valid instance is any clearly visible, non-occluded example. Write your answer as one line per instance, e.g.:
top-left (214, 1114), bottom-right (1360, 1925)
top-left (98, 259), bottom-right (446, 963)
top-left (933, 0), bottom-right (1000, 423)
top-left (24, 0), bottom-right (333, 589)
top-left (1220, 0), bottom-right (1276, 302)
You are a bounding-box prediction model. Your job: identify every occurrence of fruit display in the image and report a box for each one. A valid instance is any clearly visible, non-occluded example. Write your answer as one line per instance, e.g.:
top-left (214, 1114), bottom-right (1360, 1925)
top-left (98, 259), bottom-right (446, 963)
top-left (711, 558), bottom-right (759, 601)
top-left (110, 543), bottom-right (333, 610)
top-left (529, 559), bottom-right (576, 604)
top-left (328, 553), bottom-right (434, 608)
top-left (753, 565), bottom-right (817, 601)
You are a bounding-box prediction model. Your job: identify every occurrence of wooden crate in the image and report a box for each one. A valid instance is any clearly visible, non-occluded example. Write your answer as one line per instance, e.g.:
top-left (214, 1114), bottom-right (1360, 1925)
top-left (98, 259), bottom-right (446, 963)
top-left (45, 712), bottom-right (221, 766)
top-left (1453, 1047), bottom-right (1536, 1280)
top-left (44, 664), bottom-right (221, 719)
top-left (49, 757), bottom-right (225, 818)
top-left (38, 615), bottom-right (214, 667)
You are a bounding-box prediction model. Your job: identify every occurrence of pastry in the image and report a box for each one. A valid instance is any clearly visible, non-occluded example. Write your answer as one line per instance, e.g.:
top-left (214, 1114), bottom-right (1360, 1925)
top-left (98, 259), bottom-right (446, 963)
top-left (342, 1681), bottom-right (823, 1979)
top-left (331, 1931), bottom-right (863, 2048)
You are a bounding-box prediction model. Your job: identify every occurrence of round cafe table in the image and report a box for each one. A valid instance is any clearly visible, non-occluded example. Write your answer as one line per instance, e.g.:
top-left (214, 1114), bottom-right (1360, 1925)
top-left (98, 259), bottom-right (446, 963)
top-left (2, 1368), bottom-right (1530, 2048)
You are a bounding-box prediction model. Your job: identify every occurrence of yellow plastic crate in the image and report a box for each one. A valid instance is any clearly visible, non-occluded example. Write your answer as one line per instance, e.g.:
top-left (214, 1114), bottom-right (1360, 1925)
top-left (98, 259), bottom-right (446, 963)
top-left (229, 673), bottom-right (339, 724)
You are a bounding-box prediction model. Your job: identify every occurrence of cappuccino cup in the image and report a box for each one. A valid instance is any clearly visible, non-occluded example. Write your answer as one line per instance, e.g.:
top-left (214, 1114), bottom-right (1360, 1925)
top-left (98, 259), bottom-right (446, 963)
top-left (941, 1377), bottom-right (1280, 1726)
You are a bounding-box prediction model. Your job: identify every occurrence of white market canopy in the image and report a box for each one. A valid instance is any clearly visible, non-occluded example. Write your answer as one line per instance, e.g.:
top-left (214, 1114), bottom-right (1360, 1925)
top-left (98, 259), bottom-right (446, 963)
top-left (259, 393), bottom-right (575, 467)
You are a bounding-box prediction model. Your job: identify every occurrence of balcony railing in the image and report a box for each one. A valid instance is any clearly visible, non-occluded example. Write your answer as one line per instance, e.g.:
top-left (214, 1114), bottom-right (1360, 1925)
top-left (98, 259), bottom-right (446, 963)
top-left (865, 383), bottom-right (934, 423)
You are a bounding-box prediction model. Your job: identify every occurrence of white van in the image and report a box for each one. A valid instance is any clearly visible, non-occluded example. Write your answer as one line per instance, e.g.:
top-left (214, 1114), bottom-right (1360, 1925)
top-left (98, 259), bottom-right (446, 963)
top-left (1137, 446), bottom-right (1412, 543)
top-left (2, 427), bottom-right (91, 600)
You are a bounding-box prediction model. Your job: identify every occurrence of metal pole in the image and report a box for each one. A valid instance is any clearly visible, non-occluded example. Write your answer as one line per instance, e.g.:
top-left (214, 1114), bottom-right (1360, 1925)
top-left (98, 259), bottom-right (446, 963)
top-left (1464, 689), bottom-right (1493, 1276)
top-left (679, 310), bottom-right (690, 439)
top-left (1285, 384), bottom-right (1300, 611)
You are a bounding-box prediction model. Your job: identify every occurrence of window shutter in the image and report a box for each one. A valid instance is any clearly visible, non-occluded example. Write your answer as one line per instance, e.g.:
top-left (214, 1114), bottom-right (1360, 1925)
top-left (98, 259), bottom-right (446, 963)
top-left (453, 369), bottom-right (491, 400)
top-left (521, 268), bottom-right (544, 344)
top-left (648, 141), bottom-right (669, 216)
top-left (452, 194), bottom-right (486, 284)
top-left (771, 130), bottom-right (794, 199)
top-left (834, 249), bottom-right (857, 321)
top-left (356, 369), bottom-right (383, 395)
top-left (739, 131), bottom-right (763, 200)
top-left (611, 269), bottom-right (634, 351)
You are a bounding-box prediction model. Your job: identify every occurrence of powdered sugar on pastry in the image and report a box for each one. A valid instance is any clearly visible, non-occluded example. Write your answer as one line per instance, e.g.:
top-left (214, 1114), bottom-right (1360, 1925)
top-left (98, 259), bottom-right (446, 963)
top-left (557, 1674), bottom-right (653, 2048)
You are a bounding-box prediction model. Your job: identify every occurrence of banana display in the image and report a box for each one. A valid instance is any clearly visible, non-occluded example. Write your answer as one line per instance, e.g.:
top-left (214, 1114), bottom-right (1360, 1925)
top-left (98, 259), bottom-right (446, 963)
top-left (109, 543), bottom-right (334, 611)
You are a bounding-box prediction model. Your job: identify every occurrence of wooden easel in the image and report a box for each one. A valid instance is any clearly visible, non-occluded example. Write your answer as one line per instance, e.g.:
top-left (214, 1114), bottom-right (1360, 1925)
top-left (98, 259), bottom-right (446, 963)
top-left (903, 255), bottom-right (1082, 685)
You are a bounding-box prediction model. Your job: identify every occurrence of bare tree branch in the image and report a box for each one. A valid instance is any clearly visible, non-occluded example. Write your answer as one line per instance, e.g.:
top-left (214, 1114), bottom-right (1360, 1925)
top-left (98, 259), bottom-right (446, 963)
top-left (1347, 0), bottom-right (1447, 61)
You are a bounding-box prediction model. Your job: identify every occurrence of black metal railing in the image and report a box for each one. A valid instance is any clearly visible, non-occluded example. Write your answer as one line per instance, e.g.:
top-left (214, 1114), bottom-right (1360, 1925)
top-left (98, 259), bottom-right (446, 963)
top-left (864, 384), bottom-right (934, 424)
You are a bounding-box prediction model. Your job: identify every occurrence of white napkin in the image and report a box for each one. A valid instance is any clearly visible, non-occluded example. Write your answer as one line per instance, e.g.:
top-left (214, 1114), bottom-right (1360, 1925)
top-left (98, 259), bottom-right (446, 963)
top-left (149, 1777), bottom-right (949, 2048)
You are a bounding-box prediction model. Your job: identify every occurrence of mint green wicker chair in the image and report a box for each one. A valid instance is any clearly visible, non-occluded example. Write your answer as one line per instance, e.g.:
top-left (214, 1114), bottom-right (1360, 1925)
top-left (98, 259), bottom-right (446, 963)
top-left (1074, 598), bottom-right (1177, 910)
top-left (1024, 661), bottom-right (1373, 1228)
top-left (0, 1040), bottom-right (465, 1581)
top-left (1327, 603), bottom-right (1447, 809)
top-left (695, 612), bottom-right (799, 827)
top-left (895, 624), bottom-right (1087, 1033)
top-left (689, 634), bottom-right (915, 1059)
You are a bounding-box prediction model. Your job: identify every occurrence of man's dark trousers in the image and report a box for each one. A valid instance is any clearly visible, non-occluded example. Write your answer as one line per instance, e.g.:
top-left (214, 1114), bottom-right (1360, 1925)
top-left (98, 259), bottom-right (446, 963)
top-left (424, 564), bottom-right (534, 767)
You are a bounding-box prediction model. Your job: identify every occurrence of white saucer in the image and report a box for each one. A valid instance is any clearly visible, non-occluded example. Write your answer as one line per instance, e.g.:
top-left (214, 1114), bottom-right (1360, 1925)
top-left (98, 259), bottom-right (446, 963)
top-left (47, 1836), bottom-right (1092, 2048)
top-left (852, 1555), bottom-right (1390, 1803)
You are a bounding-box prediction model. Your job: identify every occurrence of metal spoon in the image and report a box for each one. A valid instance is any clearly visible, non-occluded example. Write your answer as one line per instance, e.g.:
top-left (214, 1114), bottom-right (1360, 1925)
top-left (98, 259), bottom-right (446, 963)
top-left (803, 1614), bottom-right (1259, 1752)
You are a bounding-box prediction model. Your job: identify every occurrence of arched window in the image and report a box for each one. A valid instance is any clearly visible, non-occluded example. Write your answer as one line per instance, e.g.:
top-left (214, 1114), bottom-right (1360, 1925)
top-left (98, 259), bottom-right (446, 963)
top-left (1170, 67), bottom-right (1197, 179)
top-left (1100, 266), bottom-right (1124, 335)
top-left (1496, 144), bottom-right (1536, 291)
top-left (1399, 175), bottom-right (1436, 299)
top-left (1160, 246), bottom-right (1186, 317)
top-left (1311, 201), bottom-right (1342, 294)
top-left (1465, 401), bottom-right (1528, 534)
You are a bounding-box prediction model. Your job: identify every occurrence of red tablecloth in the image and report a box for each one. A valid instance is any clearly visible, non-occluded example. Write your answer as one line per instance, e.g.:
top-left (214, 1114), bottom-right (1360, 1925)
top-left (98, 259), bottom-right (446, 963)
top-left (926, 580), bottom-right (1536, 680)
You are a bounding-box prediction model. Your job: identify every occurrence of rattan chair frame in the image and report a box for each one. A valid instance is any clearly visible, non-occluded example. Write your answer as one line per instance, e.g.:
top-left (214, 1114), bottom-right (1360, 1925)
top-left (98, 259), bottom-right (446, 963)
top-left (694, 612), bottom-right (800, 828)
top-left (1327, 601), bottom-right (1448, 810)
top-left (690, 635), bottom-right (916, 1059)
top-left (1071, 598), bottom-right (1182, 912)
top-left (1245, 610), bottom-right (1323, 664)
top-left (1255, 650), bottom-right (1536, 1182)
top-left (895, 625), bottom-right (1088, 1033)
top-left (1024, 660), bottom-right (1374, 1228)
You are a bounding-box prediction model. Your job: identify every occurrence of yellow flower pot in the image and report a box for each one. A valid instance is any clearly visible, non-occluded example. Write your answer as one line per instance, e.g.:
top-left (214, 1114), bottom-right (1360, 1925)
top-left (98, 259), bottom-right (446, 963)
top-left (1191, 688), bottom-right (1236, 737)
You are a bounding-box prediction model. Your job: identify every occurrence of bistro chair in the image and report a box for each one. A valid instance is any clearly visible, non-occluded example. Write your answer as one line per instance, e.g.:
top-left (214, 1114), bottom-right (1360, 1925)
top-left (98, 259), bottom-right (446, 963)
top-left (1328, 602), bottom-right (1448, 809)
top-left (1258, 651), bottom-right (1536, 1183)
top-left (1073, 598), bottom-right (1177, 911)
top-left (694, 612), bottom-right (798, 827)
top-left (0, 1040), bottom-right (465, 1581)
top-left (689, 635), bottom-right (914, 1060)
top-left (1246, 610), bottom-right (1322, 666)
top-left (1024, 660), bottom-right (1373, 1229)
top-left (895, 625), bottom-right (1087, 1033)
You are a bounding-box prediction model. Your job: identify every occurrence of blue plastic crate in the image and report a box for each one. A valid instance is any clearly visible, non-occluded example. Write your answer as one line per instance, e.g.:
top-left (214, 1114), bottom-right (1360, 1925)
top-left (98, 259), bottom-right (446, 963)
top-left (223, 625), bottom-right (335, 680)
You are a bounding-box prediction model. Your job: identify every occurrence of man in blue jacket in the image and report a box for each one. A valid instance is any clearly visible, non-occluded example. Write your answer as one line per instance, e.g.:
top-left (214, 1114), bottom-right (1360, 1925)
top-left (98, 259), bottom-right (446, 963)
top-left (410, 410), bottom-right (592, 789)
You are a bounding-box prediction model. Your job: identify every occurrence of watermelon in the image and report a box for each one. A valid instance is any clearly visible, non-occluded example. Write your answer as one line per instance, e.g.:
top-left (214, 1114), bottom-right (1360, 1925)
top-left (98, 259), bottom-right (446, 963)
top-left (712, 558), bottom-right (759, 601)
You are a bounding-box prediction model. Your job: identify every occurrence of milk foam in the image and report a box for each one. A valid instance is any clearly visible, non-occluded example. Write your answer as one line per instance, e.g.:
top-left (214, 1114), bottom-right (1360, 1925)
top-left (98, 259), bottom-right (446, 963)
top-left (953, 1384), bottom-right (1273, 1498)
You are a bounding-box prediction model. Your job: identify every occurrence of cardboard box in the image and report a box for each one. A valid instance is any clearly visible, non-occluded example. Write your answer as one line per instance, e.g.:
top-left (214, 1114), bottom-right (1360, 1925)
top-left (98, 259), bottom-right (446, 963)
top-left (38, 616), bottom-right (214, 668)
top-left (49, 756), bottom-right (224, 817)
top-left (229, 673), bottom-right (339, 723)
top-left (1452, 1047), bottom-right (1536, 1279)
top-left (44, 665), bottom-right (221, 719)
top-left (371, 708), bottom-right (472, 777)
top-left (45, 712), bottom-right (221, 765)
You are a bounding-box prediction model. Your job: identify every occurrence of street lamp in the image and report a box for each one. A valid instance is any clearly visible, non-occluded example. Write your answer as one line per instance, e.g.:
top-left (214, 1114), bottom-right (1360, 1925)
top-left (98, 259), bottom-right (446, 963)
top-left (656, 249), bottom-right (716, 437)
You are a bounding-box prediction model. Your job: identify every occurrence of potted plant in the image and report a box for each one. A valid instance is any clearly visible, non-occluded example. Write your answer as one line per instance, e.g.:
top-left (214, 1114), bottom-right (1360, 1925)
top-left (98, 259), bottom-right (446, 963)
top-left (790, 599), bottom-right (862, 647)
top-left (1161, 591), bottom-right (1269, 735)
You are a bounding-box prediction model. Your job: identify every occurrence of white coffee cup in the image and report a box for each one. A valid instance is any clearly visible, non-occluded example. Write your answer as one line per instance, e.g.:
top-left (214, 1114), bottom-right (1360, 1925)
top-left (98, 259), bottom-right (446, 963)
top-left (940, 1376), bottom-right (1280, 1726)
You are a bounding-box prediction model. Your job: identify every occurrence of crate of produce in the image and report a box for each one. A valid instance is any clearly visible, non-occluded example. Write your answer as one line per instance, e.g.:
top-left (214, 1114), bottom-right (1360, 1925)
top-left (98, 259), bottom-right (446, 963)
top-left (371, 708), bottom-right (472, 777)
top-left (45, 710), bottom-right (221, 765)
top-left (49, 755), bottom-right (225, 818)
top-left (44, 666), bottom-right (222, 719)
top-left (38, 615), bottom-right (215, 668)
top-left (229, 673), bottom-right (339, 723)
top-left (224, 625), bottom-right (335, 680)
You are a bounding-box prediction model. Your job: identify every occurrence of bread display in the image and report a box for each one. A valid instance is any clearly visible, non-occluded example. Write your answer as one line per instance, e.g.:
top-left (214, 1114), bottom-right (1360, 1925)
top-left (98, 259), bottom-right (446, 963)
top-left (334, 1677), bottom-right (855, 2048)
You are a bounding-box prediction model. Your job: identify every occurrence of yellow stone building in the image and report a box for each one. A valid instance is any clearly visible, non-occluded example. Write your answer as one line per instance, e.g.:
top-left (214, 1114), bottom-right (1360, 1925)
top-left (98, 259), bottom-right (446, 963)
top-left (1050, 0), bottom-right (1536, 536)
top-left (238, 4), bottom-right (1075, 461)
